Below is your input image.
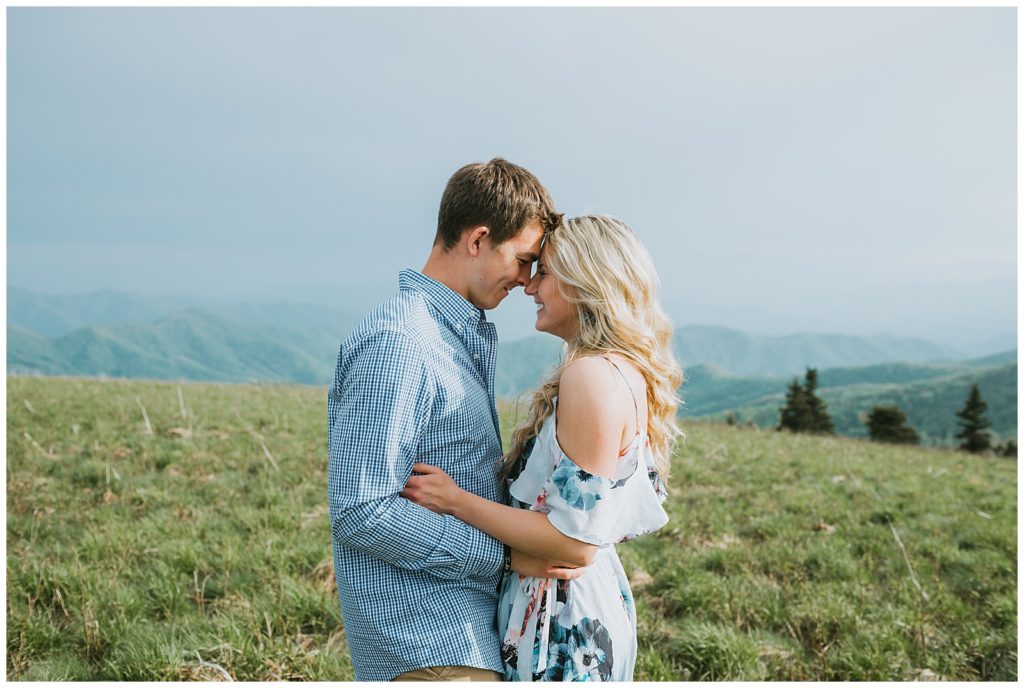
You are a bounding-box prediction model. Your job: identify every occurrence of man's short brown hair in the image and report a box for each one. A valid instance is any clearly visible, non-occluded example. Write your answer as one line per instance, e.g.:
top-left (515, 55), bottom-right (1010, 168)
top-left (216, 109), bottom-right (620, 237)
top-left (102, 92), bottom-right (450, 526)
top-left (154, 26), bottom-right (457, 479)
top-left (435, 158), bottom-right (562, 249)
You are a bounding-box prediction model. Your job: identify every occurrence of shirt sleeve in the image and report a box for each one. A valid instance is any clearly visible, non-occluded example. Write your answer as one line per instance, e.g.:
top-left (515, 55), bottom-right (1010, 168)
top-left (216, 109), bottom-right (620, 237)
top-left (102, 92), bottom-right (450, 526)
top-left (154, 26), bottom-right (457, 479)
top-left (327, 328), bottom-right (502, 580)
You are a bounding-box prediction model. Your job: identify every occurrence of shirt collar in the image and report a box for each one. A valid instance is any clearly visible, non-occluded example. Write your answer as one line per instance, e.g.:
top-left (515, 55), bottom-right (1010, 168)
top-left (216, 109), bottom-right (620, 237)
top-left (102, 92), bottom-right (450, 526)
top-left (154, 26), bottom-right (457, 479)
top-left (398, 269), bottom-right (487, 333)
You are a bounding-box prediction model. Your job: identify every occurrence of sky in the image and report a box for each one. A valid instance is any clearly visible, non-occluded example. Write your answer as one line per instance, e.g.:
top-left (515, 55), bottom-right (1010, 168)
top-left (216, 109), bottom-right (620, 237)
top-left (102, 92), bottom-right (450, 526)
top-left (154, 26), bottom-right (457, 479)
top-left (6, 6), bottom-right (1018, 349)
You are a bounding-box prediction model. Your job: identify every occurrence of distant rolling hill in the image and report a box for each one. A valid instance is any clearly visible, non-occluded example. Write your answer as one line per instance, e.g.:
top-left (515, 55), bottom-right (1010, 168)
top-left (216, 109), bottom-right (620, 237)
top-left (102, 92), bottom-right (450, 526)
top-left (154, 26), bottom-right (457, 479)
top-left (690, 358), bottom-right (1017, 444)
top-left (495, 336), bottom-right (564, 398)
top-left (682, 351), bottom-right (1020, 418)
top-left (491, 345), bottom-right (1018, 444)
top-left (7, 287), bottom-right (204, 337)
top-left (493, 327), bottom-right (974, 401)
top-left (8, 309), bottom-right (357, 385)
top-left (8, 326), bottom-right (64, 375)
top-left (672, 325), bottom-right (960, 377)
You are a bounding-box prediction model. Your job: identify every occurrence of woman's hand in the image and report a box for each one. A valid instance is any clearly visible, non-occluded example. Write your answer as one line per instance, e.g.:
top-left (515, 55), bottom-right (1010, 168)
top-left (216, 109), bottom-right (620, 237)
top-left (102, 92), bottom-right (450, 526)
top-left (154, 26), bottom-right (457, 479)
top-left (401, 463), bottom-right (465, 516)
top-left (510, 549), bottom-right (588, 581)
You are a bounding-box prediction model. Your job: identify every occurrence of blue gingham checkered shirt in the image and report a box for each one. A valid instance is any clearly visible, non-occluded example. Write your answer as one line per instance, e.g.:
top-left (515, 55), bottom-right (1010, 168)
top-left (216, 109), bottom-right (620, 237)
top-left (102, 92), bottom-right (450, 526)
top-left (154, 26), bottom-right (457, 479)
top-left (327, 269), bottom-right (505, 681)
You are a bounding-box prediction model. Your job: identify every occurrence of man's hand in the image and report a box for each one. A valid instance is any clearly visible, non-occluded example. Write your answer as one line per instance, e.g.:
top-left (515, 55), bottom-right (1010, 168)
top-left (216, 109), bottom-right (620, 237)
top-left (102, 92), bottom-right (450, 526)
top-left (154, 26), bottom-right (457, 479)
top-left (510, 549), bottom-right (588, 581)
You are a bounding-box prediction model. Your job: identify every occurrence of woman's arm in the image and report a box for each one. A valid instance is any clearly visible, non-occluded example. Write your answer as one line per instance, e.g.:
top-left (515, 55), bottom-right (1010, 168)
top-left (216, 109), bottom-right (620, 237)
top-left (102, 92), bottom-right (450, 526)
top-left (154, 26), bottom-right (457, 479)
top-left (402, 357), bottom-right (633, 568)
top-left (402, 464), bottom-right (597, 567)
top-left (510, 549), bottom-right (587, 580)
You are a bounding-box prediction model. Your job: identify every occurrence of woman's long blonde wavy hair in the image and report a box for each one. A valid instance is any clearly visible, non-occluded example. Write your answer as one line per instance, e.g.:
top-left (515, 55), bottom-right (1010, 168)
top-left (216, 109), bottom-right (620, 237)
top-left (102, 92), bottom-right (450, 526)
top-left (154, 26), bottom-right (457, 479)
top-left (501, 215), bottom-right (684, 481)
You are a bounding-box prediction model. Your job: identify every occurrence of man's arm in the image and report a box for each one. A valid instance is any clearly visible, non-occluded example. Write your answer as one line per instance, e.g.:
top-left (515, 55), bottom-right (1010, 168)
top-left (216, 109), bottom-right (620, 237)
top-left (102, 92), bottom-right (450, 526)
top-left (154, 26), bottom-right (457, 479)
top-left (327, 328), bottom-right (502, 580)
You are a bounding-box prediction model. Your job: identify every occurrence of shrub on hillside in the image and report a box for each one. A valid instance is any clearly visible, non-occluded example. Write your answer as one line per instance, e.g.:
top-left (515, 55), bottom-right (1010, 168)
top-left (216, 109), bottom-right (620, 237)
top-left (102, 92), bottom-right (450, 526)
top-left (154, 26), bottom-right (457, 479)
top-left (865, 405), bottom-right (919, 445)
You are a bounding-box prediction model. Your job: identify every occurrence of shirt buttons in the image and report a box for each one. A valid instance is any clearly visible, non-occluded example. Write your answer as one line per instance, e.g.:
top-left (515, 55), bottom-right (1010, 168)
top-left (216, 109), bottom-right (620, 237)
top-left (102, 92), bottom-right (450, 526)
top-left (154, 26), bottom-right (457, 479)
top-left (473, 354), bottom-right (480, 360)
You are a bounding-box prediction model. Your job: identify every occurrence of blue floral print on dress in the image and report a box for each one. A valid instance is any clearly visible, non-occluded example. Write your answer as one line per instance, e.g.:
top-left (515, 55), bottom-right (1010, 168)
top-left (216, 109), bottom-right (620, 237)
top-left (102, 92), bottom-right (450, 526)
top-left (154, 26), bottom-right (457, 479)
top-left (550, 460), bottom-right (605, 511)
top-left (537, 616), bottom-right (615, 681)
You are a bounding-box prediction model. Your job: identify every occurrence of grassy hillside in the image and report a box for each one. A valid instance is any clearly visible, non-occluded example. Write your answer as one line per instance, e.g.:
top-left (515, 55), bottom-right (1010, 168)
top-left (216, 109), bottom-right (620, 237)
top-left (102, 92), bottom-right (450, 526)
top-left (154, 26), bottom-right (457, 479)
top-left (6, 376), bottom-right (1016, 680)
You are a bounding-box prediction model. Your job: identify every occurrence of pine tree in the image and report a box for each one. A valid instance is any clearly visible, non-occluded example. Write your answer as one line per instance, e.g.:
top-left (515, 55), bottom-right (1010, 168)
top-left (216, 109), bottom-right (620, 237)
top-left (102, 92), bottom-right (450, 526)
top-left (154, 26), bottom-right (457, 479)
top-left (803, 368), bottom-right (834, 435)
top-left (865, 404), bottom-right (920, 445)
top-left (955, 383), bottom-right (992, 454)
top-left (778, 378), bottom-right (810, 432)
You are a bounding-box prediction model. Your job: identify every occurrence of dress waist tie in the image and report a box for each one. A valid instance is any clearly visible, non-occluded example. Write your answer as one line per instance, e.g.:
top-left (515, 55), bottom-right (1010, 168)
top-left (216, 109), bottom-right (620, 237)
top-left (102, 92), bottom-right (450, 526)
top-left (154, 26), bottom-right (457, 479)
top-left (534, 578), bottom-right (556, 673)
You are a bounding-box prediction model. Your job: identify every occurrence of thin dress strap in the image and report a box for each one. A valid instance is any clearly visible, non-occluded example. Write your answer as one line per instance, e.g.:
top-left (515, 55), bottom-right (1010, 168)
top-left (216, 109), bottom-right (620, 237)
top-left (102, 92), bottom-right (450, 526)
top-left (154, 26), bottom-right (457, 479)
top-left (601, 356), bottom-right (641, 434)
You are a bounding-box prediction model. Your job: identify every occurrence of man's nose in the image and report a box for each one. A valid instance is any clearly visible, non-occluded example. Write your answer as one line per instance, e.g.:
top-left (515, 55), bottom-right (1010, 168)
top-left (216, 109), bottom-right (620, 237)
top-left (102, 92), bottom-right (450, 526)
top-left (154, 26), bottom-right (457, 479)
top-left (524, 273), bottom-right (539, 295)
top-left (516, 263), bottom-right (532, 287)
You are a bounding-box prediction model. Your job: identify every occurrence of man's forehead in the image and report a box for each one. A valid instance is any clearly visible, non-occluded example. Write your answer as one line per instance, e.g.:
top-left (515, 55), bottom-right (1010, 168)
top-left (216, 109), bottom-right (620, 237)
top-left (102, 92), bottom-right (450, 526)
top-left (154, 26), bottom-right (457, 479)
top-left (514, 222), bottom-right (545, 256)
top-left (514, 243), bottom-right (541, 262)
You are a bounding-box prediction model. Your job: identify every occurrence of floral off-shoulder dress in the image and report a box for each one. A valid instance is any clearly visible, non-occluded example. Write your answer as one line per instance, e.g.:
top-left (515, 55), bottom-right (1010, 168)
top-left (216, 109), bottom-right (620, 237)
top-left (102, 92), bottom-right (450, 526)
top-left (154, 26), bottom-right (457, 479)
top-left (497, 396), bottom-right (669, 681)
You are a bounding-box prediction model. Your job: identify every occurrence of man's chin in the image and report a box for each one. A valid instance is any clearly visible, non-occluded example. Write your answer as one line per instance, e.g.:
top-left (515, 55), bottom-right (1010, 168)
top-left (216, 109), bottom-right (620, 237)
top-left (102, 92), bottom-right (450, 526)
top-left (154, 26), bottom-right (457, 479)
top-left (487, 291), bottom-right (510, 310)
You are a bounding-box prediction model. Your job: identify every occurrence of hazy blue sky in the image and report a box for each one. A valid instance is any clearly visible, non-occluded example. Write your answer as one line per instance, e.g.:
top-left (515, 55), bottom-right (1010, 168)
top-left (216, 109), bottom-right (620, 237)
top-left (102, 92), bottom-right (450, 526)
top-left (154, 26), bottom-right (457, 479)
top-left (7, 7), bottom-right (1017, 348)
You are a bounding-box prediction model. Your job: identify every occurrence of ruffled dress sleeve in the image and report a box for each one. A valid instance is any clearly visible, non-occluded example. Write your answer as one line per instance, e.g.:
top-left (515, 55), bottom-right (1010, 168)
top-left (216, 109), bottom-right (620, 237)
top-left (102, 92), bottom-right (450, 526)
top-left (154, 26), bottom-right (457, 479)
top-left (508, 415), bottom-right (669, 547)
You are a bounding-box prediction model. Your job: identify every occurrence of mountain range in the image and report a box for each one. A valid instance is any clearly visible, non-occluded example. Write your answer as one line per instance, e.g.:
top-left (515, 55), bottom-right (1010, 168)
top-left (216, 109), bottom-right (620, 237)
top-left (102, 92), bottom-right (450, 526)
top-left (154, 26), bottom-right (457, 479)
top-left (8, 287), bottom-right (1017, 443)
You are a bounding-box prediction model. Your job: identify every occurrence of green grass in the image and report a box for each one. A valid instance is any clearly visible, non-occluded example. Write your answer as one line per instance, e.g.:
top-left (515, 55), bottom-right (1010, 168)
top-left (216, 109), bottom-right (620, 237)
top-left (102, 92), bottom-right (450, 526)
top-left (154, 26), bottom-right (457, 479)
top-left (7, 376), bottom-right (1017, 680)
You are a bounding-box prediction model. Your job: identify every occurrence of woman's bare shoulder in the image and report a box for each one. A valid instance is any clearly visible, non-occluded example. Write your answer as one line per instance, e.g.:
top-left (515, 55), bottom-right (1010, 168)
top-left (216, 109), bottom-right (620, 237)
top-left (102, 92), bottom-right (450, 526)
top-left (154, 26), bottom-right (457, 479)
top-left (556, 357), bottom-right (625, 477)
top-left (562, 355), bottom-right (643, 391)
top-left (559, 356), bottom-right (621, 401)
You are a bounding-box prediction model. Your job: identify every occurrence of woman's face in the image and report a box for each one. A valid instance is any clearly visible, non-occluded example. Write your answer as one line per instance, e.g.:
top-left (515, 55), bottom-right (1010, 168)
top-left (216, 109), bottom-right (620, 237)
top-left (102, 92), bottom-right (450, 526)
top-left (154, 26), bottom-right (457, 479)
top-left (524, 247), bottom-right (579, 341)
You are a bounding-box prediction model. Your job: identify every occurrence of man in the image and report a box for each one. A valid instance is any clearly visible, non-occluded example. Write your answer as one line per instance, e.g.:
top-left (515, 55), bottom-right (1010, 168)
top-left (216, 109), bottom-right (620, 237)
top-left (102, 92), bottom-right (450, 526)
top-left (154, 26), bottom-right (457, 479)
top-left (328, 158), bottom-right (565, 681)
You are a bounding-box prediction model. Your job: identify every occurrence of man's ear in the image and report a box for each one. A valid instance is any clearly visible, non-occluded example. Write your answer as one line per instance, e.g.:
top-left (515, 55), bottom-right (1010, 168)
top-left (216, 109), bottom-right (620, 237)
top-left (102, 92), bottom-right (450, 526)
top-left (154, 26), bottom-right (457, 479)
top-left (463, 226), bottom-right (490, 257)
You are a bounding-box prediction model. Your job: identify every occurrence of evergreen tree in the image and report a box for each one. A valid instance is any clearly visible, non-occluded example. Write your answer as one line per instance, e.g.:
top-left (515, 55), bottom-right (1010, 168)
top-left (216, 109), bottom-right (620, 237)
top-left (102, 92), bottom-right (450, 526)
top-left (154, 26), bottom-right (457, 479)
top-left (955, 383), bottom-right (992, 453)
top-left (778, 378), bottom-right (810, 432)
top-left (865, 404), bottom-right (920, 445)
top-left (803, 368), bottom-right (834, 435)
top-left (779, 368), bottom-right (835, 434)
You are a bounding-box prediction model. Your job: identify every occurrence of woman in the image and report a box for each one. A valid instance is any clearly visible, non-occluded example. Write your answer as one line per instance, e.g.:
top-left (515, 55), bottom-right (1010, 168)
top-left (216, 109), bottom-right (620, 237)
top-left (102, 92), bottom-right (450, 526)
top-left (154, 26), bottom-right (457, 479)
top-left (402, 215), bottom-right (683, 681)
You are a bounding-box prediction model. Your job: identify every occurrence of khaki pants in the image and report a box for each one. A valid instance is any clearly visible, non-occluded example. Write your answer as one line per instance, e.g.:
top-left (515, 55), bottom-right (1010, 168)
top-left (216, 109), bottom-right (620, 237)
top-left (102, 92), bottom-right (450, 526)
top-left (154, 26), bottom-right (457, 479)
top-left (392, 665), bottom-right (502, 682)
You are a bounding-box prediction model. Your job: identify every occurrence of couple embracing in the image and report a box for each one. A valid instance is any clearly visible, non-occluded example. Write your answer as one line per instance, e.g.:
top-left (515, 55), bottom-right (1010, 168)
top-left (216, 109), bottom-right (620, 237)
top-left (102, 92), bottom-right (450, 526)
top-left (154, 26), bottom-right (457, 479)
top-left (327, 159), bottom-right (683, 682)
